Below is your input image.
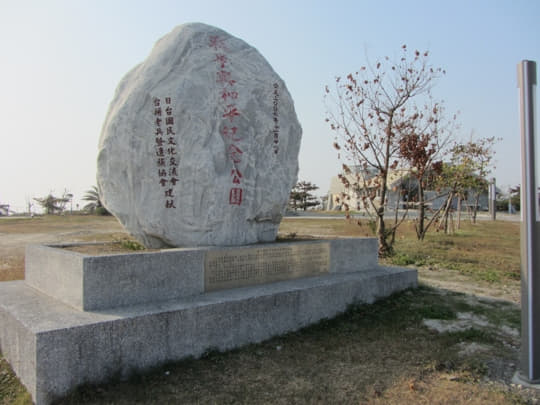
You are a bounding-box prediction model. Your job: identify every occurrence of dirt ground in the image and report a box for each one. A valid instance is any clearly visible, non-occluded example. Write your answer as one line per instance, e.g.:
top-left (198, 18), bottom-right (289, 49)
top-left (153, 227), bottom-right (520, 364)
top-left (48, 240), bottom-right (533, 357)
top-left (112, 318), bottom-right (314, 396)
top-left (0, 215), bottom-right (124, 281)
top-left (1, 215), bottom-right (538, 404)
top-left (416, 266), bottom-right (521, 305)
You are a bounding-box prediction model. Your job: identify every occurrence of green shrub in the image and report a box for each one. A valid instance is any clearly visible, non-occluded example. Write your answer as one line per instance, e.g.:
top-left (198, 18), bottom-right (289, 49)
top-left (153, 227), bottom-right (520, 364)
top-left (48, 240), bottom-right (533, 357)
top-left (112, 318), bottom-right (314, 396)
top-left (120, 239), bottom-right (145, 251)
top-left (391, 253), bottom-right (416, 266)
top-left (95, 207), bottom-right (111, 216)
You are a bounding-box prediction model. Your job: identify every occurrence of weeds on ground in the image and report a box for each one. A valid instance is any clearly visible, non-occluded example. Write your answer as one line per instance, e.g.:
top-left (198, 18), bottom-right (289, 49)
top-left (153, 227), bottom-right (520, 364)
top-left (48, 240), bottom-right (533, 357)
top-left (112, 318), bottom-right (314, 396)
top-left (0, 358), bottom-right (32, 405)
top-left (117, 239), bottom-right (145, 251)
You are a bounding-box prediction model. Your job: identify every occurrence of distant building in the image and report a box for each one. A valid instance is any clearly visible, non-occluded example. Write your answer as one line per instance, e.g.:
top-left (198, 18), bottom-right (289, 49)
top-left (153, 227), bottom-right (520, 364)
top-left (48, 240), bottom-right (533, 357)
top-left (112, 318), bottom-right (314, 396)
top-left (326, 167), bottom-right (491, 212)
top-left (326, 166), bottom-right (408, 211)
top-left (0, 204), bottom-right (10, 216)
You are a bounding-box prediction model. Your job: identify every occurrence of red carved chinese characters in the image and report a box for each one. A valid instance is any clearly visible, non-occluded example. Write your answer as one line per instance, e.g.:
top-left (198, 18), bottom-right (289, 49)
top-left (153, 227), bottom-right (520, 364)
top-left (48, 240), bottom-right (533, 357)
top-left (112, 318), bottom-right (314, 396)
top-left (231, 168), bottom-right (242, 184)
top-left (229, 188), bottom-right (243, 205)
top-left (210, 35), bottom-right (245, 206)
top-left (209, 35), bottom-right (227, 51)
top-left (216, 70), bottom-right (236, 87)
top-left (214, 54), bottom-right (228, 68)
top-left (222, 104), bottom-right (240, 122)
top-left (221, 126), bottom-right (240, 141)
top-left (153, 96), bottom-right (178, 209)
top-left (220, 90), bottom-right (238, 101)
top-left (227, 144), bottom-right (243, 163)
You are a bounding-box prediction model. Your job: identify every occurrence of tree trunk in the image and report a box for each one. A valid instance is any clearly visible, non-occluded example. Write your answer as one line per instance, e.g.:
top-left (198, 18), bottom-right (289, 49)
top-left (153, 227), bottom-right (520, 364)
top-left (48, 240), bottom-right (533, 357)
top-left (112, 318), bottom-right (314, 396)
top-left (444, 193), bottom-right (454, 234)
top-left (416, 184), bottom-right (426, 240)
top-left (390, 197), bottom-right (400, 247)
top-left (472, 192), bottom-right (481, 224)
top-left (439, 192), bottom-right (453, 234)
top-left (376, 120), bottom-right (395, 257)
top-left (376, 211), bottom-right (391, 256)
top-left (456, 195), bottom-right (462, 230)
top-left (376, 178), bottom-right (392, 256)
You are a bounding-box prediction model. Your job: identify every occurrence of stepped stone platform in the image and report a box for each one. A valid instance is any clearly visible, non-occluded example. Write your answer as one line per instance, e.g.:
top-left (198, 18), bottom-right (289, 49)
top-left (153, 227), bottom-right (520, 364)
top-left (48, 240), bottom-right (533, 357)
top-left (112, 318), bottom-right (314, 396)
top-left (0, 238), bottom-right (417, 405)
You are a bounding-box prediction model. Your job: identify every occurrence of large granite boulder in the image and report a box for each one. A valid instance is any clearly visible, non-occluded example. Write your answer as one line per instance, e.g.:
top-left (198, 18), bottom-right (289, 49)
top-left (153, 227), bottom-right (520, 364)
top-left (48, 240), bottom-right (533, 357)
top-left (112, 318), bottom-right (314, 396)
top-left (97, 23), bottom-right (302, 248)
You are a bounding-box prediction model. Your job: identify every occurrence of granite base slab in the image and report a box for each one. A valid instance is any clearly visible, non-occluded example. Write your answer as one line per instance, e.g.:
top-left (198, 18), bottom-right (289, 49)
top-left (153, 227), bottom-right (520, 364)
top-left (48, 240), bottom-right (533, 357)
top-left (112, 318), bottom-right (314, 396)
top-left (0, 266), bottom-right (416, 405)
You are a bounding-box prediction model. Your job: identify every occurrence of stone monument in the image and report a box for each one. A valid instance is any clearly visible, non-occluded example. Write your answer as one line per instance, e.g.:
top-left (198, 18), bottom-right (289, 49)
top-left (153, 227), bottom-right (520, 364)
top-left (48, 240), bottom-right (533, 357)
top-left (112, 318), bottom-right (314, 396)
top-left (97, 22), bottom-right (302, 248)
top-left (0, 23), bottom-right (418, 405)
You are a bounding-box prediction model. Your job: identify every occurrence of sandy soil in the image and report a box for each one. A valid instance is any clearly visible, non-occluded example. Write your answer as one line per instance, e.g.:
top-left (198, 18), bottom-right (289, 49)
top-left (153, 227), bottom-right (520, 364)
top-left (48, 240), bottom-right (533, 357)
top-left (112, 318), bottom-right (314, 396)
top-left (417, 266), bottom-right (521, 305)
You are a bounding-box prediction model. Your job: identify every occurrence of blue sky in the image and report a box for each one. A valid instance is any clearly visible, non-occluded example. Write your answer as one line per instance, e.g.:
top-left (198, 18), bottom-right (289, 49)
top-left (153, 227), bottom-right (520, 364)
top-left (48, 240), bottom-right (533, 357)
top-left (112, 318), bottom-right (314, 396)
top-left (1, 0), bottom-right (539, 212)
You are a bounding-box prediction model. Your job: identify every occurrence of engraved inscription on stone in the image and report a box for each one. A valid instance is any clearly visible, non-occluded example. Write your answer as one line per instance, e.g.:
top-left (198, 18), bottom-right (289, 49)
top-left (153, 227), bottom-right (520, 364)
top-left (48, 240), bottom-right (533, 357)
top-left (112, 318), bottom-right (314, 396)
top-left (204, 242), bottom-right (330, 291)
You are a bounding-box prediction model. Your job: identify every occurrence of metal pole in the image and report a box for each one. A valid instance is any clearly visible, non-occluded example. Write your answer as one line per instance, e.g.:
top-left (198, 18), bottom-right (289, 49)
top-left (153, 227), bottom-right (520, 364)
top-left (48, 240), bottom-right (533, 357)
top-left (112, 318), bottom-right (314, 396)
top-left (490, 177), bottom-right (496, 220)
top-left (516, 60), bottom-right (540, 385)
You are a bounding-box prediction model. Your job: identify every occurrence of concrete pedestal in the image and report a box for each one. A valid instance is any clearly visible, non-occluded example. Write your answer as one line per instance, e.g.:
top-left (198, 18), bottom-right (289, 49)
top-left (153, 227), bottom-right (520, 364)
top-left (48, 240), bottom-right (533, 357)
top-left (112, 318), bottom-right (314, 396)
top-left (0, 238), bottom-right (417, 404)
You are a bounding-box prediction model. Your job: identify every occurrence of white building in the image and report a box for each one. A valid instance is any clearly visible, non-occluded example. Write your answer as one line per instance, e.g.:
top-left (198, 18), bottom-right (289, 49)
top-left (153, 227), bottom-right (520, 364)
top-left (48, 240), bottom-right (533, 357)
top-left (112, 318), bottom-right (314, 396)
top-left (326, 166), bottom-right (408, 211)
top-left (326, 167), bottom-right (490, 212)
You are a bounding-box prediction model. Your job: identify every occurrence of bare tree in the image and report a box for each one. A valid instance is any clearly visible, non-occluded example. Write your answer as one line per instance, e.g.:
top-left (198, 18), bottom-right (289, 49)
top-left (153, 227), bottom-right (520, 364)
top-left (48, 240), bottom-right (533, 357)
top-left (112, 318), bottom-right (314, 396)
top-left (325, 45), bottom-right (446, 255)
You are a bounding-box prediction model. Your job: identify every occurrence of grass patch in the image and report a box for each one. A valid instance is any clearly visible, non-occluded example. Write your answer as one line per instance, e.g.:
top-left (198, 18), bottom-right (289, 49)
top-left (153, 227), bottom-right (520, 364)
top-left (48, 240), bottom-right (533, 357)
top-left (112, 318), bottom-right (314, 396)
top-left (415, 303), bottom-right (457, 320)
top-left (390, 252), bottom-right (416, 266)
top-left (0, 358), bottom-right (32, 405)
top-left (278, 218), bottom-right (520, 286)
top-left (381, 220), bottom-right (520, 285)
top-left (440, 328), bottom-right (498, 347)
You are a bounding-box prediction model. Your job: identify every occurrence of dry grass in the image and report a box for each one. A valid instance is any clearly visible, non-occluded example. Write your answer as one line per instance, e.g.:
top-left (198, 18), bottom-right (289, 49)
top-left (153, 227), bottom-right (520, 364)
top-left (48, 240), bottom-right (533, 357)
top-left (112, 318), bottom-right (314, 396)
top-left (0, 215), bottom-right (121, 234)
top-left (388, 220), bottom-right (520, 284)
top-left (280, 217), bottom-right (521, 287)
top-left (279, 217), bottom-right (372, 239)
top-left (0, 214), bottom-right (536, 404)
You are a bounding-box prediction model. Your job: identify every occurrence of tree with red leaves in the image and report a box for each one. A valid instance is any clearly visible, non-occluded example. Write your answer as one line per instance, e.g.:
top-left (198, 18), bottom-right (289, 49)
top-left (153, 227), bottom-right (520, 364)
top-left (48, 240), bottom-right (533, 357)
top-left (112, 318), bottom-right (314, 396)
top-left (398, 102), bottom-right (457, 239)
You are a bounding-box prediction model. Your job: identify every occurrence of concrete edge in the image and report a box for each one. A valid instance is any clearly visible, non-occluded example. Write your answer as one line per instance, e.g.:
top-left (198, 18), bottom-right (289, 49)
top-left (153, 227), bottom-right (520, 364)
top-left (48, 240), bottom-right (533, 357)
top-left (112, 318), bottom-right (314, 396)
top-left (512, 371), bottom-right (540, 389)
